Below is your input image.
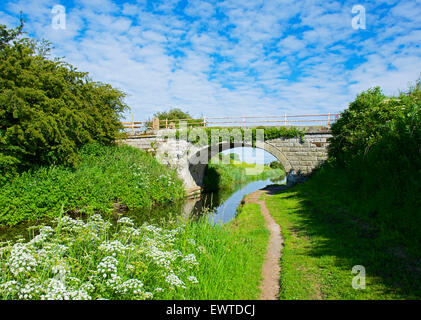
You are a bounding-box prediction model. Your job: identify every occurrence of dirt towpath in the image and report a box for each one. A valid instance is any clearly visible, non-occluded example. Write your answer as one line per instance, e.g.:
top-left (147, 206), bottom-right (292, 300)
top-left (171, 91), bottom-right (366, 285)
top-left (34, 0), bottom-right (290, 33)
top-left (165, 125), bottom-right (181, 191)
top-left (244, 187), bottom-right (284, 300)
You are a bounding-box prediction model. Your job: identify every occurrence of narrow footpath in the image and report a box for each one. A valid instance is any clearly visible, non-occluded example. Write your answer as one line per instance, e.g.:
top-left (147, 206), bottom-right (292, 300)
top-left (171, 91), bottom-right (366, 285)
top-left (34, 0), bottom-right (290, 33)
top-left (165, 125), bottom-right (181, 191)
top-left (245, 189), bottom-right (283, 300)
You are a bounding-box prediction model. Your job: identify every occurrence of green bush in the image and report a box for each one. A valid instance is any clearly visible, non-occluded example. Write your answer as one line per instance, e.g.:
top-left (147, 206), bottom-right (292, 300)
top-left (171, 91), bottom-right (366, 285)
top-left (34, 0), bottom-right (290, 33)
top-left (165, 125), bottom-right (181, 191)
top-left (269, 161), bottom-right (284, 170)
top-left (0, 143), bottom-right (185, 227)
top-left (322, 79), bottom-right (421, 247)
top-left (328, 83), bottom-right (421, 165)
top-left (0, 24), bottom-right (128, 182)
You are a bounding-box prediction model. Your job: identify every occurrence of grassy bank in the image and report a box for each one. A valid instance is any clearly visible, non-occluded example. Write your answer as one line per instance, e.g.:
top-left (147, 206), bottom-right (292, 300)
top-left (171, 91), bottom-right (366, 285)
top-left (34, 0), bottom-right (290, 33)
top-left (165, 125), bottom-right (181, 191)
top-left (0, 143), bottom-right (185, 227)
top-left (183, 202), bottom-right (269, 299)
top-left (264, 174), bottom-right (421, 299)
top-left (0, 200), bottom-right (269, 300)
top-left (261, 81), bottom-right (421, 300)
top-left (203, 156), bottom-right (284, 192)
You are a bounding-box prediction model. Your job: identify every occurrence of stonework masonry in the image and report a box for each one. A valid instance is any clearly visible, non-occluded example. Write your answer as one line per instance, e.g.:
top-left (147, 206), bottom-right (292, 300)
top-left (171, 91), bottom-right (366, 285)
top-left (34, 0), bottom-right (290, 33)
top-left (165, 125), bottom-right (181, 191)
top-left (121, 128), bottom-right (332, 192)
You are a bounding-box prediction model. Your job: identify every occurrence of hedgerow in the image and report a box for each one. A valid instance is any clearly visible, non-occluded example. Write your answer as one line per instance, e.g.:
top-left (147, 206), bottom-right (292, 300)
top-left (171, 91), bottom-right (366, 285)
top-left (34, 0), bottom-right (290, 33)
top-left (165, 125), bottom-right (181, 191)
top-left (0, 23), bottom-right (128, 183)
top-left (322, 79), bottom-right (421, 246)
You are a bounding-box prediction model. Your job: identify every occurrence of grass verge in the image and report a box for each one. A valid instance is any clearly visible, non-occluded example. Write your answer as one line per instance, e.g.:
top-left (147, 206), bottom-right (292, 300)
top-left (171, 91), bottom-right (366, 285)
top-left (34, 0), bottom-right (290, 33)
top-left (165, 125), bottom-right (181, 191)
top-left (183, 202), bottom-right (269, 299)
top-left (264, 180), bottom-right (421, 299)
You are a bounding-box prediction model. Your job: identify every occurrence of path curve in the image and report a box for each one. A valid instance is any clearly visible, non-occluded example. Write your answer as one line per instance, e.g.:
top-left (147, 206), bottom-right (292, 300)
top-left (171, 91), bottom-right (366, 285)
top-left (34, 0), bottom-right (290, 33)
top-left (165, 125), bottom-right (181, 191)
top-left (245, 189), bottom-right (283, 300)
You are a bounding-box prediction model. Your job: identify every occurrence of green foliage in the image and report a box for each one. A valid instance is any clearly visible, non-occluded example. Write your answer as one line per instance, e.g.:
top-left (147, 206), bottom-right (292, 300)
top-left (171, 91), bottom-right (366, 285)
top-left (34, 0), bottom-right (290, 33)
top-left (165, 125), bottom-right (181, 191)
top-left (269, 161), bottom-right (284, 170)
top-left (229, 152), bottom-right (240, 161)
top-left (173, 126), bottom-right (304, 147)
top-left (265, 184), bottom-right (421, 299)
top-left (0, 24), bottom-right (128, 182)
top-left (154, 108), bottom-right (192, 120)
top-left (0, 215), bottom-right (201, 300)
top-left (0, 143), bottom-right (185, 227)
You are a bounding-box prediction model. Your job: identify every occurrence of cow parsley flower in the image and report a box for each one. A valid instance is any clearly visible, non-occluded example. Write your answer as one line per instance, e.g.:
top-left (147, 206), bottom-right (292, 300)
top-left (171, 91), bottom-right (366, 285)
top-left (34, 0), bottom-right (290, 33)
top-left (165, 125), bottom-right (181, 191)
top-left (187, 276), bottom-right (199, 284)
top-left (165, 274), bottom-right (186, 289)
top-left (97, 256), bottom-right (118, 278)
top-left (7, 243), bottom-right (37, 276)
top-left (182, 254), bottom-right (199, 266)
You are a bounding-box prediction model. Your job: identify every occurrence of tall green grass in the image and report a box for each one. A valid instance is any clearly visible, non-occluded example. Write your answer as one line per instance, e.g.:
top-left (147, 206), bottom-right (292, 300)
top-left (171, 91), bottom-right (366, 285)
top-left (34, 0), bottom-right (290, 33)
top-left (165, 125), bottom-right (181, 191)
top-left (0, 143), bottom-right (185, 227)
top-left (265, 177), bottom-right (421, 299)
top-left (182, 202), bottom-right (269, 299)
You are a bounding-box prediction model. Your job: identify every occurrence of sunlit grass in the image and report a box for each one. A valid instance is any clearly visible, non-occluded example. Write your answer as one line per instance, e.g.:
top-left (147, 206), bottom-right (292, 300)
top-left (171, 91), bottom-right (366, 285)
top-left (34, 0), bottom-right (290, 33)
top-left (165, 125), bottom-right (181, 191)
top-left (265, 180), bottom-right (421, 300)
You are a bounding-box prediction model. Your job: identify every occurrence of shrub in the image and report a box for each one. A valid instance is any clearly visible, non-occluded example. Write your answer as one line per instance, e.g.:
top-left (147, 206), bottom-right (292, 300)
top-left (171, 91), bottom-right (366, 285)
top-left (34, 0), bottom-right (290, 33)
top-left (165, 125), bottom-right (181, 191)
top-left (321, 79), bottom-right (421, 246)
top-left (269, 161), bottom-right (284, 170)
top-left (0, 23), bottom-right (128, 182)
top-left (0, 215), bottom-right (201, 300)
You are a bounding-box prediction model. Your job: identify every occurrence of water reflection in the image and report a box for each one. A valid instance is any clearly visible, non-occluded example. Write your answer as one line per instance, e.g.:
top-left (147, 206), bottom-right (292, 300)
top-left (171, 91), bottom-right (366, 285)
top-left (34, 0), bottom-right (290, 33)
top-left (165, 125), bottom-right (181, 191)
top-left (184, 175), bottom-right (286, 224)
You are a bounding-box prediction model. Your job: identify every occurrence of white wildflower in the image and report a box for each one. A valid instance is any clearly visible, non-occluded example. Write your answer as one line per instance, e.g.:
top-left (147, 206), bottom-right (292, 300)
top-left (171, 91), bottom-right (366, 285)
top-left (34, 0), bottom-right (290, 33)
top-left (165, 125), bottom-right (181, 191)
top-left (165, 274), bottom-right (186, 289)
top-left (97, 256), bottom-right (118, 278)
top-left (7, 243), bottom-right (37, 276)
top-left (187, 276), bottom-right (199, 284)
top-left (117, 217), bottom-right (134, 226)
top-left (182, 254), bottom-right (199, 267)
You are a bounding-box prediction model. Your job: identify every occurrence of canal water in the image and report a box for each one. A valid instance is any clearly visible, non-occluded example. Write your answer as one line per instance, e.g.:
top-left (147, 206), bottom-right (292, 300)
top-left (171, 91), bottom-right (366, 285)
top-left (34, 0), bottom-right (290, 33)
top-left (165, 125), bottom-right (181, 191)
top-left (186, 176), bottom-right (286, 224)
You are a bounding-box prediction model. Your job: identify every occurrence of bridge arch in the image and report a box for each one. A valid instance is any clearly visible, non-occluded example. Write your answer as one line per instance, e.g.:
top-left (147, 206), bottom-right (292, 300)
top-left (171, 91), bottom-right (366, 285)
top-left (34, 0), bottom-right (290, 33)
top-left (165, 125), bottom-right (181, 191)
top-left (186, 141), bottom-right (292, 189)
top-left (122, 129), bottom-right (332, 193)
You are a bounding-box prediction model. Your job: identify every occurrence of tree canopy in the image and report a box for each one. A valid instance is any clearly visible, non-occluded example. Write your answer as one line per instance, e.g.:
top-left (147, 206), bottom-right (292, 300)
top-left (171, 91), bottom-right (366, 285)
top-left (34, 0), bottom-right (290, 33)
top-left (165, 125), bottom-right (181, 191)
top-left (153, 108), bottom-right (192, 120)
top-left (328, 81), bottom-right (421, 166)
top-left (0, 23), bottom-right (129, 182)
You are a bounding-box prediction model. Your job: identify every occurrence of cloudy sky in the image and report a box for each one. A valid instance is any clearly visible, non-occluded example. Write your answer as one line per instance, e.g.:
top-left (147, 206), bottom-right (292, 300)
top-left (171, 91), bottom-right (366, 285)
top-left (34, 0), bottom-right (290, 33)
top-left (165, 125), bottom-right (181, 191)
top-left (0, 0), bottom-right (420, 121)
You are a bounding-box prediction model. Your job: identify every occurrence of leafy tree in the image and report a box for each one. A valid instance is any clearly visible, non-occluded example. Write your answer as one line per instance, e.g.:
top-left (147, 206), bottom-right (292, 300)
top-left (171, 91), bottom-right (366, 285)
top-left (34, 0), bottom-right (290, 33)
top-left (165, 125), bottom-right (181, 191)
top-left (328, 87), bottom-right (389, 164)
top-left (0, 23), bottom-right (129, 182)
top-left (154, 108), bottom-right (192, 120)
top-left (328, 82), bottom-right (421, 166)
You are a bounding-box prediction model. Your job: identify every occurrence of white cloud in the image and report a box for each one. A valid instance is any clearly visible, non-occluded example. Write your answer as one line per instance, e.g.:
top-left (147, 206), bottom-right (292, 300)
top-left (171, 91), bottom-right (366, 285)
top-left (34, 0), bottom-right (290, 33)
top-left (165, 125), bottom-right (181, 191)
top-left (0, 0), bottom-right (420, 121)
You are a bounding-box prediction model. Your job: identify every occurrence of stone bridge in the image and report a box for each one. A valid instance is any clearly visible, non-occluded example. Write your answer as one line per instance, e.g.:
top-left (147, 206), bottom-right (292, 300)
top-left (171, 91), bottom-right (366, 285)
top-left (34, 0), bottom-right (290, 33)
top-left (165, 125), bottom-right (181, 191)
top-left (122, 126), bottom-right (332, 196)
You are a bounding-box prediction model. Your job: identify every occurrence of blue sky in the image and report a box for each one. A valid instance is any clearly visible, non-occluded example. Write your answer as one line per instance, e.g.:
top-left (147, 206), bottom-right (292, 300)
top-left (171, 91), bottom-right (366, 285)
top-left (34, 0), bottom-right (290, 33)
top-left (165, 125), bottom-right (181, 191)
top-left (0, 0), bottom-right (420, 121)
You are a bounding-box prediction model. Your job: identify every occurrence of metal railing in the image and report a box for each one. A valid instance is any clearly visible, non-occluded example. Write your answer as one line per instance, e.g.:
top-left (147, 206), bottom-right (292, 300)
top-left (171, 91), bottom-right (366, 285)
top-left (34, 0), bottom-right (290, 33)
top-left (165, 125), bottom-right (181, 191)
top-left (122, 113), bottom-right (340, 135)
